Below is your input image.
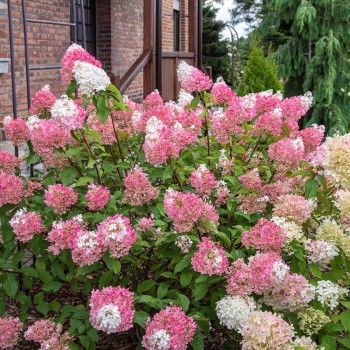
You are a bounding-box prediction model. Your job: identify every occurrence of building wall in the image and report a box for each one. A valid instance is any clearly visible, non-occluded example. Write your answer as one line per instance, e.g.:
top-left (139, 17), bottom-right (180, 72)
top-left (0, 0), bottom-right (194, 143)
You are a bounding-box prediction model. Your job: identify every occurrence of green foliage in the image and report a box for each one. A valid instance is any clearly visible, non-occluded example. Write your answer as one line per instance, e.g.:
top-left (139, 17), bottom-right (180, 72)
top-left (237, 38), bottom-right (283, 95)
top-left (260, 0), bottom-right (350, 134)
top-left (203, 1), bottom-right (231, 83)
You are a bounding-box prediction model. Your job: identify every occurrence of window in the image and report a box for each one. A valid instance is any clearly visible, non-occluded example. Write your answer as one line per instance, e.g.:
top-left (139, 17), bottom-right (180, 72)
top-left (70, 0), bottom-right (96, 56)
top-left (173, 0), bottom-right (180, 51)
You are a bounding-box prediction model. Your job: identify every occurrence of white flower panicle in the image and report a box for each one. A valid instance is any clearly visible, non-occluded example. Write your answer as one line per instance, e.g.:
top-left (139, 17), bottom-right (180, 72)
top-left (316, 280), bottom-right (348, 310)
top-left (216, 295), bottom-right (257, 332)
top-left (96, 304), bottom-right (122, 333)
top-left (73, 60), bottom-right (110, 96)
top-left (149, 329), bottom-right (171, 350)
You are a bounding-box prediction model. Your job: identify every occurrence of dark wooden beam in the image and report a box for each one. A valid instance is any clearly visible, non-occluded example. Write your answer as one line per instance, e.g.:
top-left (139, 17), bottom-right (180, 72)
top-left (155, 0), bottom-right (162, 95)
top-left (119, 49), bottom-right (152, 93)
top-left (197, 0), bottom-right (203, 70)
top-left (188, 0), bottom-right (198, 67)
top-left (143, 0), bottom-right (155, 97)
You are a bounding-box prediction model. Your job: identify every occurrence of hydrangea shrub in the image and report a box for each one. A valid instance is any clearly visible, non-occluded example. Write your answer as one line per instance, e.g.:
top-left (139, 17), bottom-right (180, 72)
top-left (0, 44), bottom-right (350, 349)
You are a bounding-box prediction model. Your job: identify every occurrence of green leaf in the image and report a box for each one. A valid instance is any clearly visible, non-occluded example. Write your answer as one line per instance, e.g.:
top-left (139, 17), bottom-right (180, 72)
top-left (341, 310), bottom-right (350, 331)
top-left (3, 274), bottom-right (18, 298)
top-left (98, 270), bottom-right (113, 289)
top-left (66, 80), bottom-right (77, 98)
top-left (22, 266), bottom-right (39, 278)
top-left (133, 310), bottom-right (150, 329)
top-left (87, 328), bottom-right (99, 342)
top-left (163, 165), bottom-right (173, 180)
top-left (138, 280), bottom-right (156, 293)
top-left (214, 231), bottom-right (231, 247)
top-left (305, 179), bottom-right (318, 198)
top-left (76, 262), bottom-right (103, 276)
top-left (190, 328), bottom-right (204, 350)
top-left (321, 335), bottom-right (337, 350)
top-left (177, 293), bottom-right (190, 312)
top-left (180, 271), bottom-right (193, 287)
top-left (74, 176), bottom-right (94, 187)
top-left (192, 283), bottom-right (209, 302)
top-left (104, 255), bottom-right (121, 275)
top-left (174, 255), bottom-right (191, 273)
top-left (42, 281), bottom-right (62, 292)
top-left (60, 166), bottom-right (78, 186)
top-left (37, 301), bottom-right (49, 315)
top-left (309, 263), bottom-right (322, 279)
top-left (157, 282), bottom-right (169, 299)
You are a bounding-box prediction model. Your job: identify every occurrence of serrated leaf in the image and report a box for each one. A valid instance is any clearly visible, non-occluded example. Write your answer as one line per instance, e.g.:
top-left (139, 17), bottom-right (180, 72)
top-left (341, 311), bottom-right (350, 331)
top-left (3, 274), bottom-right (18, 298)
top-left (74, 176), bottom-right (93, 187)
top-left (180, 271), bottom-right (192, 287)
top-left (305, 179), bottom-right (318, 198)
top-left (133, 310), bottom-right (150, 329)
top-left (104, 255), bottom-right (121, 275)
top-left (177, 293), bottom-right (190, 312)
top-left (174, 255), bottom-right (191, 273)
top-left (138, 280), bottom-right (156, 293)
top-left (157, 282), bottom-right (169, 299)
top-left (98, 270), bottom-right (113, 289)
top-left (192, 283), bottom-right (209, 302)
top-left (190, 328), bottom-right (204, 350)
top-left (42, 281), bottom-right (62, 292)
top-left (60, 166), bottom-right (78, 186)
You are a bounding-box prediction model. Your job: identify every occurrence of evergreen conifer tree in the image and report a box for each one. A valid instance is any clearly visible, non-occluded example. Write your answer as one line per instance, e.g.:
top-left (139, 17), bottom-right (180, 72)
top-left (261, 0), bottom-right (350, 134)
top-left (237, 38), bottom-right (283, 96)
top-left (203, 1), bottom-right (231, 83)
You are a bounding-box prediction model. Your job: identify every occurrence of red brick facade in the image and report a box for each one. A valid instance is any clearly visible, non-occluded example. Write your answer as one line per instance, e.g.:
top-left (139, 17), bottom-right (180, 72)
top-left (0, 0), bottom-right (196, 142)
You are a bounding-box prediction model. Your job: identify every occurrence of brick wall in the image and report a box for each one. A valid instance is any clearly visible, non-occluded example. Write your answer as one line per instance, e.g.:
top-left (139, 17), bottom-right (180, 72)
top-left (0, 0), bottom-right (70, 142)
top-left (0, 0), bottom-right (194, 143)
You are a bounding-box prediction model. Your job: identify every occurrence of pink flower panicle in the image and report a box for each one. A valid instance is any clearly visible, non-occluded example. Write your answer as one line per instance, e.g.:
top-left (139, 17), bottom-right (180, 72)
top-left (268, 138), bottom-right (305, 171)
top-left (226, 258), bottom-right (253, 296)
top-left (89, 286), bottom-right (134, 334)
top-left (61, 43), bottom-right (102, 84)
top-left (86, 184), bottom-right (111, 211)
top-left (137, 218), bottom-right (155, 232)
top-left (123, 166), bottom-right (160, 206)
top-left (27, 117), bottom-right (71, 156)
top-left (238, 169), bottom-right (263, 191)
top-left (39, 332), bottom-right (71, 350)
top-left (143, 90), bottom-right (163, 110)
top-left (247, 252), bottom-right (285, 294)
top-left (164, 189), bottom-right (219, 233)
top-left (264, 273), bottom-right (315, 311)
top-left (189, 164), bottom-right (218, 198)
top-left (10, 209), bottom-right (45, 243)
top-left (96, 214), bottom-right (137, 259)
top-left (24, 319), bottom-right (62, 344)
top-left (177, 61), bottom-right (212, 93)
top-left (0, 173), bottom-right (23, 207)
top-left (46, 216), bottom-right (85, 255)
top-left (191, 237), bottom-right (229, 275)
top-left (254, 90), bottom-right (282, 114)
top-left (241, 311), bottom-right (295, 350)
top-left (142, 306), bottom-right (196, 350)
top-left (280, 92), bottom-right (313, 121)
top-left (0, 150), bottom-right (20, 174)
top-left (211, 79), bottom-right (236, 105)
top-left (242, 218), bottom-right (286, 252)
top-left (29, 85), bottom-right (57, 115)
top-left (254, 108), bottom-right (283, 136)
top-left (296, 124), bottom-right (325, 156)
top-left (3, 116), bottom-right (29, 146)
top-left (23, 179), bottom-right (42, 198)
top-left (50, 96), bottom-right (86, 130)
top-left (0, 316), bottom-right (23, 350)
top-left (273, 194), bottom-right (315, 225)
top-left (71, 229), bottom-right (104, 266)
top-left (44, 184), bottom-right (78, 214)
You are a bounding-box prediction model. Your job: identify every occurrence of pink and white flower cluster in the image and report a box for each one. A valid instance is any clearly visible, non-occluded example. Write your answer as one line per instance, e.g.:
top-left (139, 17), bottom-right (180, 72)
top-left (89, 286), bottom-right (134, 334)
top-left (164, 189), bottom-right (219, 232)
top-left (0, 317), bottom-right (23, 350)
top-left (142, 306), bottom-right (196, 350)
top-left (24, 319), bottom-right (71, 349)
